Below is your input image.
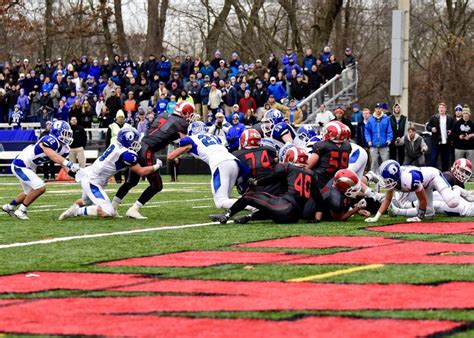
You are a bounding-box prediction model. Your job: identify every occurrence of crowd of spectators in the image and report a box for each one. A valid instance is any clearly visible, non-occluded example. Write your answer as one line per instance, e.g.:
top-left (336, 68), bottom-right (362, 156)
top-left (0, 46), bottom-right (356, 133)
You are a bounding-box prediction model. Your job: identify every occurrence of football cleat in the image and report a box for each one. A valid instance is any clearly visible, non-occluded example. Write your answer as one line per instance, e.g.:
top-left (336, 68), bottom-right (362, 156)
top-left (233, 214), bottom-right (252, 224)
top-left (406, 216), bottom-right (422, 223)
top-left (14, 209), bottom-right (29, 220)
top-left (209, 214), bottom-right (229, 224)
top-left (125, 205), bottom-right (148, 219)
top-left (2, 204), bottom-right (15, 217)
top-left (58, 204), bottom-right (79, 221)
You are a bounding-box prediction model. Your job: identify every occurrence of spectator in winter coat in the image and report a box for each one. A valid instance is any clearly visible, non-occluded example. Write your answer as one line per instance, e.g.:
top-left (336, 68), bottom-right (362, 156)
top-left (302, 48), bottom-right (317, 72)
top-left (351, 103), bottom-right (363, 123)
top-left (222, 80), bottom-right (238, 115)
top-left (16, 88), bottom-right (29, 113)
top-left (216, 60), bottom-right (230, 80)
top-left (365, 103), bottom-right (393, 173)
top-left (325, 55), bottom-right (343, 81)
top-left (199, 60), bottom-right (215, 79)
top-left (282, 47), bottom-right (297, 66)
top-left (267, 77), bottom-right (287, 102)
top-left (426, 102), bottom-right (455, 171)
top-left (356, 108), bottom-right (371, 148)
top-left (451, 107), bottom-right (474, 164)
top-left (267, 53), bottom-right (279, 78)
top-left (401, 127), bottom-right (428, 166)
top-left (319, 46), bottom-right (332, 65)
top-left (180, 55), bottom-right (194, 83)
top-left (238, 90), bottom-right (257, 116)
top-left (290, 73), bottom-right (309, 101)
top-left (389, 103), bottom-right (408, 164)
top-left (314, 104), bottom-right (334, 132)
top-left (226, 113), bottom-right (246, 152)
top-left (254, 59), bottom-right (268, 81)
top-left (283, 58), bottom-right (302, 81)
top-left (157, 55), bottom-right (172, 82)
top-left (208, 83), bottom-right (222, 115)
top-left (332, 107), bottom-right (355, 139)
top-left (286, 99), bottom-right (303, 125)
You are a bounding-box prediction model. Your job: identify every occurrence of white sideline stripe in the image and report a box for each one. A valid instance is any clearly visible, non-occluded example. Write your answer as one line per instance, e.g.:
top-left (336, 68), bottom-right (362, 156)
top-left (0, 182), bottom-right (209, 186)
top-left (27, 197), bottom-right (213, 213)
top-left (0, 222), bottom-right (219, 249)
top-left (46, 188), bottom-right (206, 194)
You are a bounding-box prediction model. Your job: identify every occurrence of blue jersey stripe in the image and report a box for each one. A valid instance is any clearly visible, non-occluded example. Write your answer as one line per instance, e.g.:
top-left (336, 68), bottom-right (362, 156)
top-left (14, 166), bottom-right (30, 182)
top-left (213, 168), bottom-right (221, 192)
top-left (90, 183), bottom-right (105, 200)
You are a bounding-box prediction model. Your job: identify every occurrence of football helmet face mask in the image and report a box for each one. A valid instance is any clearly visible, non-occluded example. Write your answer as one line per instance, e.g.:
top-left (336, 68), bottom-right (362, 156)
top-left (333, 169), bottom-right (361, 198)
top-left (297, 125), bottom-right (318, 144)
top-left (188, 112), bottom-right (201, 122)
top-left (175, 101), bottom-right (195, 121)
top-left (187, 121), bottom-right (207, 135)
top-left (261, 109), bottom-right (284, 136)
top-left (322, 121), bottom-right (347, 143)
top-left (240, 128), bottom-right (261, 149)
top-left (451, 158), bottom-right (473, 183)
top-left (117, 127), bottom-right (141, 152)
top-left (284, 146), bottom-right (309, 166)
top-left (51, 120), bottom-right (73, 146)
top-left (379, 159), bottom-right (401, 190)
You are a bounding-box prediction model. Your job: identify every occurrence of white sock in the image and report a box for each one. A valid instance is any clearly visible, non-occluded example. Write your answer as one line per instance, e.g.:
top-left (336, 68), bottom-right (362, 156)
top-left (133, 201), bottom-right (143, 209)
top-left (19, 204), bottom-right (28, 212)
top-left (78, 206), bottom-right (98, 216)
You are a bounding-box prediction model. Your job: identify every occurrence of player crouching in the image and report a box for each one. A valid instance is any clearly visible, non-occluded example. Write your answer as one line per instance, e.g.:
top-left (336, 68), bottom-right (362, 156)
top-left (2, 120), bottom-right (78, 220)
top-left (209, 146), bottom-right (316, 224)
top-left (59, 127), bottom-right (162, 220)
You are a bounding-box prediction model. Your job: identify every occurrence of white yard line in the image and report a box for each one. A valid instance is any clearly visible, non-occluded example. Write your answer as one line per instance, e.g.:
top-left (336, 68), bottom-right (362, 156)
top-left (0, 221), bottom-right (220, 250)
top-left (27, 197), bottom-right (213, 213)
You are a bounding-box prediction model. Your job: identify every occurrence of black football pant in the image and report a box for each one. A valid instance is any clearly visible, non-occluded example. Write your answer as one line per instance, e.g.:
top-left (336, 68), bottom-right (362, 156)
top-left (229, 192), bottom-right (300, 224)
top-left (115, 145), bottom-right (163, 205)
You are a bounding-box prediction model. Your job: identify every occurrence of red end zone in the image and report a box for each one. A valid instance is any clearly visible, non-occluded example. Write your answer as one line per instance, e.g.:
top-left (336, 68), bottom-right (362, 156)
top-left (0, 272), bottom-right (468, 337)
top-left (100, 236), bottom-right (474, 266)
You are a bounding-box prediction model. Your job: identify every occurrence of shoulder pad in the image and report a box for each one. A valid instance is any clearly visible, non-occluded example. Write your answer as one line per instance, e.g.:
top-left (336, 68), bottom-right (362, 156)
top-left (122, 151), bottom-right (138, 166)
top-left (40, 135), bottom-right (59, 151)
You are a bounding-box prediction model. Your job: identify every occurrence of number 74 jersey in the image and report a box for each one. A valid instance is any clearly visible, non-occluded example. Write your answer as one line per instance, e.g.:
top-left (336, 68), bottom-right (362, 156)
top-left (179, 134), bottom-right (237, 171)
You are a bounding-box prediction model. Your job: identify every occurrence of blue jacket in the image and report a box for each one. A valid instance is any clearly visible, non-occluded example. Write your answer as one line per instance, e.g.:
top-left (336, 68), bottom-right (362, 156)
top-left (302, 55), bottom-right (317, 71)
top-left (157, 60), bottom-right (171, 81)
top-left (351, 109), bottom-right (363, 123)
top-left (226, 122), bottom-right (246, 151)
top-left (267, 82), bottom-right (287, 101)
top-left (199, 65), bottom-right (215, 78)
top-left (365, 114), bottom-right (393, 148)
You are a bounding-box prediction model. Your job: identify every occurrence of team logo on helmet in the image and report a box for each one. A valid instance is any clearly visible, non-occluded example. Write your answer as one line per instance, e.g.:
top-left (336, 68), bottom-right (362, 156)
top-left (379, 160), bottom-right (401, 190)
top-left (240, 129), bottom-right (262, 149)
top-left (451, 158), bottom-right (473, 183)
top-left (284, 146), bottom-right (308, 166)
top-left (333, 169), bottom-right (361, 198)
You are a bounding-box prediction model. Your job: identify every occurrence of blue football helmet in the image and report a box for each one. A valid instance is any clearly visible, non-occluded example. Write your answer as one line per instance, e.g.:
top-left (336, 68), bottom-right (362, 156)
top-left (297, 125), bottom-right (318, 144)
top-left (50, 120), bottom-right (73, 145)
top-left (187, 121), bottom-right (207, 135)
top-left (261, 109), bottom-right (285, 135)
top-left (379, 160), bottom-right (401, 189)
top-left (117, 127), bottom-right (141, 152)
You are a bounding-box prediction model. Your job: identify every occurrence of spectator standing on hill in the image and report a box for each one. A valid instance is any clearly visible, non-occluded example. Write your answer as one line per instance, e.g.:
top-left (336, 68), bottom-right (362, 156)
top-left (426, 102), bottom-right (454, 171)
top-left (267, 53), bottom-right (279, 78)
top-left (314, 104), bottom-right (334, 131)
top-left (351, 103), bottom-right (363, 123)
top-left (389, 103), bottom-right (407, 164)
top-left (332, 107), bottom-right (355, 139)
top-left (451, 107), bottom-right (474, 164)
top-left (401, 127), bottom-right (428, 166)
top-left (302, 48), bottom-right (317, 73)
top-left (365, 103), bottom-right (393, 173)
top-left (320, 46), bottom-right (332, 65)
top-left (238, 90), bottom-right (257, 116)
top-left (208, 82), bottom-right (222, 115)
top-left (267, 77), bottom-right (287, 102)
top-left (226, 113), bottom-right (246, 152)
top-left (356, 108), bottom-right (371, 149)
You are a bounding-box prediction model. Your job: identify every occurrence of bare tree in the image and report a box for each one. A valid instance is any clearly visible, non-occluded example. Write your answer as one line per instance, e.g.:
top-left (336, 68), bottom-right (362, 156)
top-left (99, 0), bottom-right (114, 58)
top-left (311, 0), bottom-right (343, 52)
top-left (114, 0), bottom-right (129, 55)
top-left (278, 0), bottom-right (302, 54)
top-left (203, 0), bottom-right (233, 59)
top-left (144, 0), bottom-right (169, 56)
top-left (43, 0), bottom-right (54, 60)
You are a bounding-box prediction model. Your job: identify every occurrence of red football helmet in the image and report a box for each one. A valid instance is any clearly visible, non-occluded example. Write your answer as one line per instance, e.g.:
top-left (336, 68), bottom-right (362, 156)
top-left (451, 158), bottom-right (473, 183)
top-left (284, 147), bottom-right (309, 166)
top-left (333, 168), bottom-right (361, 198)
top-left (323, 121), bottom-right (348, 143)
top-left (174, 101), bottom-right (195, 120)
top-left (240, 128), bottom-right (261, 149)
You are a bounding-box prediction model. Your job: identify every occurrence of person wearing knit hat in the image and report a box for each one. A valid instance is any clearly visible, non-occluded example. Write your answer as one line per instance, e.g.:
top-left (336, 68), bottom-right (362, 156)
top-left (454, 104), bottom-right (464, 121)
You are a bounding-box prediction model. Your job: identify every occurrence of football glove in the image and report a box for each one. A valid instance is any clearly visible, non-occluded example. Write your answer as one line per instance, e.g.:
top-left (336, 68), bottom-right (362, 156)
top-left (153, 159), bottom-right (163, 171)
top-left (365, 217), bottom-right (379, 223)
top-left (407, 216), bottom-right (422, 222)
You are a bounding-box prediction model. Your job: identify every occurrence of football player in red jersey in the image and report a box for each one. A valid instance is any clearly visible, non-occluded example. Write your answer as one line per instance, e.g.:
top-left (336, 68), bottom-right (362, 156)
top-left (209, 147), bottom-right (317, 224)
top-left (317, 168), bottom-right (371, 221)
top-left (233, 129), bottom-right (281, 196)
top-left (112, 101), bottom-right (194, 219)
top-left (307, 121), bottom-right (352, 189)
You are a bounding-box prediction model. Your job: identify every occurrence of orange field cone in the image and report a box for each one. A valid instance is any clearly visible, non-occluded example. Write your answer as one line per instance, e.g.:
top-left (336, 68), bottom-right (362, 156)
top-left (56, 168), bottom-right (72, 181)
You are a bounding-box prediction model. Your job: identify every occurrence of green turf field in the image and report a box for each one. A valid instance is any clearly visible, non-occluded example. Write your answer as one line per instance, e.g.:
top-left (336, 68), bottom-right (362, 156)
top-left (1, 175), bottom-right (474, 337)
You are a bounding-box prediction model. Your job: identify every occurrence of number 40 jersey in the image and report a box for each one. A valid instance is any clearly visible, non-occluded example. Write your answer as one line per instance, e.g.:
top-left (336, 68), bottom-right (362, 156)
top-left (179, 134), bottom-right (237, 171)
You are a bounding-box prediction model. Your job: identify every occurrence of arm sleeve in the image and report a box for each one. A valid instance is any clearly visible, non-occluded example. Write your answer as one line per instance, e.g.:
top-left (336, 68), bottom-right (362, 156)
top-left (178, 136), bottom-right (193, 147)
top-left (364, 121), bottom-right (372, 144)
top-left (40, 135), bottom-right (60, 151)
top-left (121, 151), bottom-right (139, 166)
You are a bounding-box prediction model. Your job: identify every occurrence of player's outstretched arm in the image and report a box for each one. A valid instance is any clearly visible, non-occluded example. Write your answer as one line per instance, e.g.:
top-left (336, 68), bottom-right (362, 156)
top-left (365, 189), bottom-right (393, 222)
top-left (167, 145), bottom-right (192, 161)
top-left (306, 153), bottom-right (319, 170)
top-left (129, 159), bottom-right (162, 177)
top-left (40, 143), bottom-right (80, 172)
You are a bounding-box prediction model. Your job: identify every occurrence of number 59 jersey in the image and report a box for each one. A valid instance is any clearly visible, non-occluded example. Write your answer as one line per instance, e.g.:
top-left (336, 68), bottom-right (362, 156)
top-left (13, 135), bottom-right (70, 171)
top-left (79, 142), bottom-right (138, 186)
top-left (179, 134), bottom-right (236, 171)
top-left (311, 140), bottom-right (351, 188)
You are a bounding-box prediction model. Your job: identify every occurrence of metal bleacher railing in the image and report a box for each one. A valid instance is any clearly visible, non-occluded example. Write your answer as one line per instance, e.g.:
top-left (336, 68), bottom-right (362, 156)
top-left (300, 63), bottom-right (358, 124)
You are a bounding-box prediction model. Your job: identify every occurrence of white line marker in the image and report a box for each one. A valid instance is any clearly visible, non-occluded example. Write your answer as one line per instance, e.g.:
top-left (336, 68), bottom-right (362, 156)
top-left (0, 221), bottom-right (220, 250)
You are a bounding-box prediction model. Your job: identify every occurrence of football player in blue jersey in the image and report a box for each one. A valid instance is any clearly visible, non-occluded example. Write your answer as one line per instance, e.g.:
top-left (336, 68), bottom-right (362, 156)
top-left (2, 120), bottom-right (78, 220)
top-left (167, 121), bottom-right (248, 210)
top-left (58, 127), bottom-right (162, 220)
top-left (366, 160), bottom-right (462, 223)
top-left (259, 109), bottom-right (296, 152)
